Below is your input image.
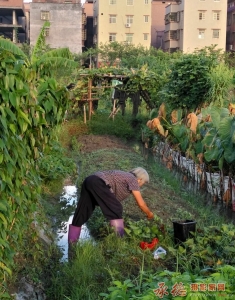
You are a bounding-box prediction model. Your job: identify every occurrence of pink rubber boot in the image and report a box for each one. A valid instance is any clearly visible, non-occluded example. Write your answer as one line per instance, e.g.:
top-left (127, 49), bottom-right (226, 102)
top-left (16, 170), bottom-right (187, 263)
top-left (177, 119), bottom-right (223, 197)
top-left (110, 219), bottom-right (124, 237)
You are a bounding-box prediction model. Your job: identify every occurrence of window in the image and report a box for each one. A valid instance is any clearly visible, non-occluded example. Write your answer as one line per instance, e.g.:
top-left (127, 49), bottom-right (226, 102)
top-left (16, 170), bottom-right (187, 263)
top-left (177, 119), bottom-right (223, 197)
top-left (198, 29), bottom-right (205, 39)
top-left (109, 33), bottom-right (116, 42)
top-left (110, 0), bottom-right (116, 4)
top-left (200, 0), bottom-right (205, 1)
top-left (177, 12), bottom-right (180, 22)
top-left (44, 27), bottom-right (50, 36)
top-left (82, 13), bottom-right (86, 25)
top-left (144, 15), bottom-right (149, 23)
top-left (213, 29), bottom-right (219, 38)
top-left (126, 33), bottom-right (133, 43)
top-left (82, 30), bottom-right (87, 40)
top-left (41, 11), bottom-right (50, 21)
top-left (93, 35), bottom-right (97, 44)
top-left (143, 33), bottom-right (148, 40)
top-left (214, 0), bottom-right (220, 2)
top-left (109, 15), bottom-right (116, 23)
top-left (170, 30), bottom-right (177, 40)
top-left (94, 17), bottom-right (97, 26)
top-left (127, 0), bottom-right (133, 5)
top-left (144, 0), bottom-right (149, 3)
top-left (126, 15), bottom-right (133, 24)
top-left (176, 30), bottom-right (180, 40)
top-left (170, 13), bottom-right (177, 22)
top-left (199, 11), bottom-right (205, 20)
top-left (213, 11), bottom-right (220, 20)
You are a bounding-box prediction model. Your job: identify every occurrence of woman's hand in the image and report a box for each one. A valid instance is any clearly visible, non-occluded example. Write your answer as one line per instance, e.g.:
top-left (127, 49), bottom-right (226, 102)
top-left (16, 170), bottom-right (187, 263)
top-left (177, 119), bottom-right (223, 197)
top-left (132, 190), bottom-right (154, 220)
top-left (147, 212), bottom-right (154, 220)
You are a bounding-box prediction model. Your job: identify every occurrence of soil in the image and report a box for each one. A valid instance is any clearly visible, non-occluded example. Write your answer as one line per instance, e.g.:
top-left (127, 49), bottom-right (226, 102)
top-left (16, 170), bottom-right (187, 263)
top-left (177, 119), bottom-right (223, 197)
top-left (77, 134), bottom-right (131, 153)
top-left (75, 134), bottom-right (204, 227)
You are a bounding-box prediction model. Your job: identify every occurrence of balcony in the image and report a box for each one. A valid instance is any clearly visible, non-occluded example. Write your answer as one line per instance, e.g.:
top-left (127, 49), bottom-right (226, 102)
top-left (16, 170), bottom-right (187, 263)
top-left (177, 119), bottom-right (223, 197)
top-left (166, 3), bottom-right (179, 15)
top-left (0, 23), bottom-right (25, 33)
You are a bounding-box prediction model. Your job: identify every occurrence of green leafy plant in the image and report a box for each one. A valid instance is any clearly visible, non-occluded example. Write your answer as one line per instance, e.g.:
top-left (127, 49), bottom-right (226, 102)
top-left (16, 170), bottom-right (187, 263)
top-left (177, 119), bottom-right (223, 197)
top-left (124, 217), bottom-right (165, 243)
top-left (0, 34), bottom-right (74, 298)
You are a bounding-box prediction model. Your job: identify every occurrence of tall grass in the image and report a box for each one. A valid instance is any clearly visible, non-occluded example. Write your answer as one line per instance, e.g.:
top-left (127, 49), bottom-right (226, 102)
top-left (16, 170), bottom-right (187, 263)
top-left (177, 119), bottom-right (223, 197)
top-left (46, 241), bottom-right (109, 300)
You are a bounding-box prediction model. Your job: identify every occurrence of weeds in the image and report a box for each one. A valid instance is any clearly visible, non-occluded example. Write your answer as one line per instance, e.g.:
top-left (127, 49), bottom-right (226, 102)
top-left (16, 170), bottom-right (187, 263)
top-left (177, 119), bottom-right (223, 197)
top-left (11, 105), bottom-right (235, 299)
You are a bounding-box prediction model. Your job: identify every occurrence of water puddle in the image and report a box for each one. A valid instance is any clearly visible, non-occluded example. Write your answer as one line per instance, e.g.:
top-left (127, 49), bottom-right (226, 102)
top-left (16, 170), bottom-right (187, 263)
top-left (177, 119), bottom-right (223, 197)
top-left (56, 185), bottom-right (91, 261)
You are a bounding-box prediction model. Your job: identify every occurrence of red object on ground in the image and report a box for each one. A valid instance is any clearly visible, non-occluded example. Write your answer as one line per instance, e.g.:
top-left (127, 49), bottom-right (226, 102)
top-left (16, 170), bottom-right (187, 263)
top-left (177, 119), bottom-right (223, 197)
top-left (140, 238), bottom-right (159, 250)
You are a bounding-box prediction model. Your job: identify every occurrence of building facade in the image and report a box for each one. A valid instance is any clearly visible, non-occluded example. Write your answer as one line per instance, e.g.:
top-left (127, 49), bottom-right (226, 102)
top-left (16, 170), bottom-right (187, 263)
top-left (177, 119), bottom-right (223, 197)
top-left (164, 0), bottom-right (227, 53)
top-left (151, 0), bottom-right (175, 49)
top-left (93, 0), bottom-right (151, 48)
top-left (30, 0), bottom-right (82, 54)
top-left (227, 0), bottom-right (235, 51)
top-left (0, 0), bottom-right (27, 43)
top-left (82, 0), bottom-right (94, 50)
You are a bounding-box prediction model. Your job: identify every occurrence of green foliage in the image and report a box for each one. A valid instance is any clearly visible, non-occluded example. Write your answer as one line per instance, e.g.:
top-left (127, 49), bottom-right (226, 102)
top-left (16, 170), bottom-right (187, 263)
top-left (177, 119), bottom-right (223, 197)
top-left (101, 265), bottom-right (235, 299)
top-left (87, 111), bottom-right (138, 140)
top-left (0, 37), bottom-right (27, 59)
top-left (38, 142), bottom-right (77, 182)
top-left (206, 63), bottom-right (233, 107)
top-left (0, 39), bottom-right (71, 297)
top-left (45, 241), bottom-right (110, 300)
top-left (160, 53), bottom-right (215, 111)
top-left (125, 218), bottom-right (165, 243)
top-left (198, 107), bottom-right (235, 168)
top-left (168, 223), bottom-right (235, 274)
top-left (30, 21), bottom-right (50, 63)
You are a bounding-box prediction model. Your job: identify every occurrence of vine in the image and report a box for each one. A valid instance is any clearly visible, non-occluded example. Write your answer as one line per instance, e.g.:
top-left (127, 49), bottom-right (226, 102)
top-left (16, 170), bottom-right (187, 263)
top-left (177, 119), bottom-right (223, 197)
top-left (0, 48), bottom-right (70, 298)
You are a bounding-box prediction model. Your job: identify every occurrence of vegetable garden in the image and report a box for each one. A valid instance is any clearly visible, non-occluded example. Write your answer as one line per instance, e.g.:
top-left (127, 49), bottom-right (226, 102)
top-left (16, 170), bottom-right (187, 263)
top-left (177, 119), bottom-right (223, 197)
top-left (1, 34), bottom-right (235, 299)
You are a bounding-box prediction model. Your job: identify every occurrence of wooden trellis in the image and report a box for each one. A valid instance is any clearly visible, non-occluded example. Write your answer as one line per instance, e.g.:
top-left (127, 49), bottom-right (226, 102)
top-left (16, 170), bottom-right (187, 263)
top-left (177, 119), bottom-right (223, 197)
top-left (79, 74), bottom-right (128, 123)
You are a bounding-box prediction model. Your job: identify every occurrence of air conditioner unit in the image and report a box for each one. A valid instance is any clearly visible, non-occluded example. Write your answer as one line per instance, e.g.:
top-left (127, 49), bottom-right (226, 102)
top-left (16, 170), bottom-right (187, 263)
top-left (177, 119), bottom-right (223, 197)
top-left (125, 23), bottom-right (131, 28)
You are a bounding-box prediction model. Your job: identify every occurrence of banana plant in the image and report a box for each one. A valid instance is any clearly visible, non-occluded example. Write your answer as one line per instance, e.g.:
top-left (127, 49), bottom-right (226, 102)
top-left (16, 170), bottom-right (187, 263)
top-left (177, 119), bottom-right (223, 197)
top-left (0, 21), bottom-right (78, 79)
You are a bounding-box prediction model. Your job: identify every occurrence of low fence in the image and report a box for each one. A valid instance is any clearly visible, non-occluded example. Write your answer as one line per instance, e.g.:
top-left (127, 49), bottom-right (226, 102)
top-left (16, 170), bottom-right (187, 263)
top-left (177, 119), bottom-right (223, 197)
top-left (153, 141), bottom-right (235, 212)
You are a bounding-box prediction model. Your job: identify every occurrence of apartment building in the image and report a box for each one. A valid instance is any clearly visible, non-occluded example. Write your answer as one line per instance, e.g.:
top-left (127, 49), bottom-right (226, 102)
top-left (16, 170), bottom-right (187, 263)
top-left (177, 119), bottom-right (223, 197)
top-left (164, 0), bottom-right (227, 53)
top-left (227, 0), bottom-right (235, 51)
top-left (30, 0), bottom-right (83, 54)
top-left (83, 0), bottom-right (94, 50)
top-left (93, 0), bottom-right (151, 48)
top-left (0, 0), bottom-right (27, 43)
top-left (151, 0), bottom-right (175, 49)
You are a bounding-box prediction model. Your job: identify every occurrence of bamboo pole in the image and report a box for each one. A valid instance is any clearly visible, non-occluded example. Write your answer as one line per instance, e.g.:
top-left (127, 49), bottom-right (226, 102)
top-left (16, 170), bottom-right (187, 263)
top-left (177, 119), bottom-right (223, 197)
top-left (88, 78), bottom-right (92, 120)
top-left (83, 104), bottom-right (86, 124)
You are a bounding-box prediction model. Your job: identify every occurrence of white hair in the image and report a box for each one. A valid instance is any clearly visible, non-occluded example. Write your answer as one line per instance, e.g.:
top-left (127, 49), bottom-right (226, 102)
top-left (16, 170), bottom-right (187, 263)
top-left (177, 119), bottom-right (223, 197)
top-left (130, 167), bottom-right (149, 183)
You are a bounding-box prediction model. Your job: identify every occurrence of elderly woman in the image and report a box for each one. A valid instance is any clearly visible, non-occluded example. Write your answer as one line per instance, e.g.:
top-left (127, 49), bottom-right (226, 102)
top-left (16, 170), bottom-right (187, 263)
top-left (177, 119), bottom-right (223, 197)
top-left (68, 167), bottom-right (154, 244)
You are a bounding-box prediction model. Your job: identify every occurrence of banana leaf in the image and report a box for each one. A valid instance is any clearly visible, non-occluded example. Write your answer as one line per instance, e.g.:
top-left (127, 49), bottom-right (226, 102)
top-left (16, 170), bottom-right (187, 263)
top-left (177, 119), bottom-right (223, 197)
top-left (40, 47), bottom-right (73, 59)
top-left (36, 57), bottom-right (78, 70)
top-left (0, 37), bottom-right (27, 59)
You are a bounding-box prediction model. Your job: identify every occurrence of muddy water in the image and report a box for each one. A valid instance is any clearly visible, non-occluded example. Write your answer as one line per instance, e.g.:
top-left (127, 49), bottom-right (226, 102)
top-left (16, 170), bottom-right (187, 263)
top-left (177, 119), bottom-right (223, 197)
top-left (56, 185), bottom-right (91, 261)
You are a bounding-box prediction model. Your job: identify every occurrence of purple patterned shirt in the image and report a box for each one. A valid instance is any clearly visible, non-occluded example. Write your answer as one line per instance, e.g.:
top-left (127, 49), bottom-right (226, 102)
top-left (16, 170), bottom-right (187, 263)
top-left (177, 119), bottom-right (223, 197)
top-left (93, 170), bottom-right (140, 201)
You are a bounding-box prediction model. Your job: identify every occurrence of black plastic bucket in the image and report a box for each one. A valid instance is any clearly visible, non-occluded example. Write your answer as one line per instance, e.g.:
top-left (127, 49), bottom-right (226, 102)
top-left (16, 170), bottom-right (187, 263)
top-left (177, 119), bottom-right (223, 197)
top-left (172, 220), bottom-right (197, 244)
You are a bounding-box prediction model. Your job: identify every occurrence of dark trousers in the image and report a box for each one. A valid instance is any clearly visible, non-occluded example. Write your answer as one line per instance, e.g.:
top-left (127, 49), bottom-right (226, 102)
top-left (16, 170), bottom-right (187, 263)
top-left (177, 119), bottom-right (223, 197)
top-left (72, 175), bottom-right (123, 227)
